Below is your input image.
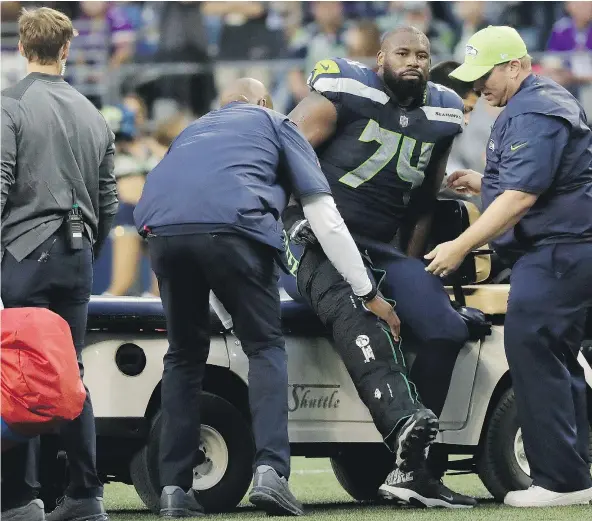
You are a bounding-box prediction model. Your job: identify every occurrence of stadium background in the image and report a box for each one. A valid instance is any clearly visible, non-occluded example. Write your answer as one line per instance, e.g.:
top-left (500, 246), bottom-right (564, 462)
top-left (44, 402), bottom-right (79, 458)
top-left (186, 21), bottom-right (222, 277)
top-left (2, 0), bottom-right (591, 297)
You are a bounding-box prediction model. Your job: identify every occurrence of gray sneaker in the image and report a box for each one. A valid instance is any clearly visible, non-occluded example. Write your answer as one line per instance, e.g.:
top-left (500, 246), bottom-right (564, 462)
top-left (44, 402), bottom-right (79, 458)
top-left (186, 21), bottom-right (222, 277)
top-left (159, 486), bottom-right (204, 518)
top-left (45, 497), bottom-right (108, 521)
top-left (2, 499), bottom-right (45, 521)
top-left (248, 465), bottom-right (304, 516)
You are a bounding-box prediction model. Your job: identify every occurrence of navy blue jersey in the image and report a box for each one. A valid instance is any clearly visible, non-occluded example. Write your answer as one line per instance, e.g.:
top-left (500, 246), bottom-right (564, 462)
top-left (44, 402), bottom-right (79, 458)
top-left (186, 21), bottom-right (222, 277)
top-left (134, 102), bottom-right (331, 250)
top-left (482, 75), bottom-right (592, 258)
top-left (307, 57), bottom-right (464, 242)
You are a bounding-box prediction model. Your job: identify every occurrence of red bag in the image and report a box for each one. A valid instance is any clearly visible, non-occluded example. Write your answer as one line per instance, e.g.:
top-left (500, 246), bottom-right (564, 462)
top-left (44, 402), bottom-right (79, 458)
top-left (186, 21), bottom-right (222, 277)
top-left (1, 307), bottom-right (86, 448)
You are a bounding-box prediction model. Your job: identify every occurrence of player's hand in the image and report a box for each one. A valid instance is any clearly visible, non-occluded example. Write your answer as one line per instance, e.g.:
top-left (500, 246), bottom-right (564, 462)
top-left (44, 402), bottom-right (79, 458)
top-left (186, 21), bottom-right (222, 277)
top-left (364, 295), bottom-right (400, 340)
top-left (424, 240), bottom-right (469, 277)
top-left (447, 169), bottom-right (482, 196)
top-left (287, 219), bottom-right (318, 246)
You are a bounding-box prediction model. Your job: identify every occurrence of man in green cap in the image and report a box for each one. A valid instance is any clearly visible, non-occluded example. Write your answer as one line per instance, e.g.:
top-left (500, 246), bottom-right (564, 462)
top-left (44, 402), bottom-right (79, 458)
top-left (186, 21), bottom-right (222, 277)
top-left (424, 26), bottom-right (592, 507)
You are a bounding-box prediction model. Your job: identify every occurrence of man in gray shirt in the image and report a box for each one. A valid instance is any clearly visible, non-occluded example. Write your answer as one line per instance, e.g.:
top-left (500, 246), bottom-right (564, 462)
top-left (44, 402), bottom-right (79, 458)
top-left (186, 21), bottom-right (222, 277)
top-left (1, 7), bottom-right (117, 521)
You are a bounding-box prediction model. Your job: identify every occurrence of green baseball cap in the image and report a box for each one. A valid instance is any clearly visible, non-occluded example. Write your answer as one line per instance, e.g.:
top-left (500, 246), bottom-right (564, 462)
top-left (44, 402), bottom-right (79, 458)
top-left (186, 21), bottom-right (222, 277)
top-left (450, 26), bottom-right (528, 82)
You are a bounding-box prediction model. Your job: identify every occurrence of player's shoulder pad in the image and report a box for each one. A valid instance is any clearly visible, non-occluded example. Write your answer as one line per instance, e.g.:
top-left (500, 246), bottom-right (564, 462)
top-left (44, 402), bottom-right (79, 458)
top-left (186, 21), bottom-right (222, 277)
top-left (421, 82), bottom-right (464, 128)
top-left (307, 57), bottom-right (389, 105)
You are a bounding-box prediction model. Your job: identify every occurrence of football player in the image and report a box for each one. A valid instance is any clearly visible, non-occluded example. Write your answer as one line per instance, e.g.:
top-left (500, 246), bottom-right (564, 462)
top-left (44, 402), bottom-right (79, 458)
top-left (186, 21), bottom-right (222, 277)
top-left (282, 27), bottom-right (476, 508)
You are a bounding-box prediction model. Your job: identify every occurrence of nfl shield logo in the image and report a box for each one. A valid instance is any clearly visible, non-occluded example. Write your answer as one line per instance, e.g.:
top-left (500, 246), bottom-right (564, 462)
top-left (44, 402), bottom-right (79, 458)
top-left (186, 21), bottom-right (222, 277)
top-left (400, 115), bottom-right (409, 128)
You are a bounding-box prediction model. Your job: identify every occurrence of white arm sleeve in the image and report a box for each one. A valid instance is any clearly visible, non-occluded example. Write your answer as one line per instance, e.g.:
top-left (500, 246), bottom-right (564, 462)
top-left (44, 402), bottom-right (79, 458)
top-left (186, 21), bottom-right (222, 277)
top-left (209, 291), bottom-right (233, 330)
top-left (301, 193), bottom-right (373, 296)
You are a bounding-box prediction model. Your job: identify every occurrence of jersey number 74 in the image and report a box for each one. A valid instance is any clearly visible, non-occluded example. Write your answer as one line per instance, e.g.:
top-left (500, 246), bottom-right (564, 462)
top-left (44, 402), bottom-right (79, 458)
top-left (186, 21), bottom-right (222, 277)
top-left (339, 119), bottom-right (435, 190)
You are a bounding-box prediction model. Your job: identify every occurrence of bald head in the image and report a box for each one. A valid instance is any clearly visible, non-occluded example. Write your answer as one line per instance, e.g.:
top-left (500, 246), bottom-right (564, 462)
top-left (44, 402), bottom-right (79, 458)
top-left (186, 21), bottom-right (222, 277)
top-left (219, 77), bottom-right (273, 109)
top-left (377, 25), bottom-right (430, 106)
top-left (380, 25), bottom-right (430, 53)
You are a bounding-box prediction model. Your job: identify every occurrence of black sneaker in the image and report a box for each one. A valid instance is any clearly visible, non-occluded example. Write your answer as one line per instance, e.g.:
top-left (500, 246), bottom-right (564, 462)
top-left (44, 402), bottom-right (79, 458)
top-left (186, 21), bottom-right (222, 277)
top-left (378, 468), bottom-right (477, 509)
top-left (160, 487), bottom-right (204, 518)
top-left (45, 497), bottom-right (108, 521)
top-left (394, 409), bottom-right (439, 472)
top-left (248, 465), bottom-right (304, 516)
top-left (2, 499), bottom-right (45, 521)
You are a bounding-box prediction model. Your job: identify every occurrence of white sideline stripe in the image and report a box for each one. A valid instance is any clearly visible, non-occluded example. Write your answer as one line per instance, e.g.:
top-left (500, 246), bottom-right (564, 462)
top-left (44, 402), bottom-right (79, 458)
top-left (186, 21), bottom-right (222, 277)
top-left (313, 77), bottom-right (389, 105)
top-left (292, 469), bottom-right (332, 475)
top-left (420, 106), bottom-right (463, 126)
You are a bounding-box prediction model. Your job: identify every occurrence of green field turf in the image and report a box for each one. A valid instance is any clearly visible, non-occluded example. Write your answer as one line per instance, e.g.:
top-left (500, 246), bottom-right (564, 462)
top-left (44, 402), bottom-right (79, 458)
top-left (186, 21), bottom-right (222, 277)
top-left (106, 457), bottom-right (591, 521)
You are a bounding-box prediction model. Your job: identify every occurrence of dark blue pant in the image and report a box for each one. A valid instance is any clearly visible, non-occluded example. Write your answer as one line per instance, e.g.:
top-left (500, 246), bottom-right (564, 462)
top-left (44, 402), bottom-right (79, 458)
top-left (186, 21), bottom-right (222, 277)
top-left (148, 233), bottom-right (291, 487)
top-left (0, 231), bottom-right (101, 511)
top-left (505, 243), bottom-right (592, 493)
top-left (370, 249), bottom-right (470, 417)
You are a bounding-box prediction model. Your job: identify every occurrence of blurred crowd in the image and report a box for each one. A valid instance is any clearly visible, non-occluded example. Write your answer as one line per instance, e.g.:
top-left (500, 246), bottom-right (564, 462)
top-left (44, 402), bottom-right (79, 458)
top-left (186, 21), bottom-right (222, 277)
top-left (1, 0), bottom-right (592, 296)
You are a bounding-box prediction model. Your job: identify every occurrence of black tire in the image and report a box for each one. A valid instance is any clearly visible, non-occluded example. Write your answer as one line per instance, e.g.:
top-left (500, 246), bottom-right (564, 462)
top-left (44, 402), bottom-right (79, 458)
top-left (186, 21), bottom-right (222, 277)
top-left (477, 387), bottom-right (592, 502)
top-left (331, 446), bottom-right (394, 501)
top-left (130, 392), bottom-right (255, 513)
top-left (130, 444), bottom-right (158, 512)
top-left (477, 389), bottom-right (532, 502)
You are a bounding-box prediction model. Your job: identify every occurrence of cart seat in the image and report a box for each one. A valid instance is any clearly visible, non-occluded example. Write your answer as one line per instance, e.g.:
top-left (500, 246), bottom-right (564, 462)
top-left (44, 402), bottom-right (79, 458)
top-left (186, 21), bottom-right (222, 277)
top-left (87, 295), bottom-right (324, 335)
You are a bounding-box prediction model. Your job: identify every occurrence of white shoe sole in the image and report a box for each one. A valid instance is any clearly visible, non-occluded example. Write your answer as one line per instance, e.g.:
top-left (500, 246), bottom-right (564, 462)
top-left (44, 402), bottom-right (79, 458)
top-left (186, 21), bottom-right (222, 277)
top-left (504, 488), bottom-right (592, 507)
top-left (2, 499), bottom-right (45, 521)
top-left (378, 484), bottom-right (474, 509)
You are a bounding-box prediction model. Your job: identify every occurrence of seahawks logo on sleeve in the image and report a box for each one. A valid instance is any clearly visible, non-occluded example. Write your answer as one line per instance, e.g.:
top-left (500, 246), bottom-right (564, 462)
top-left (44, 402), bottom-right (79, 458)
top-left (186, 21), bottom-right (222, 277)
top-left (306, 57), bottom-right (389, 106)
top-left (308, 58), bottom-right (342, 85)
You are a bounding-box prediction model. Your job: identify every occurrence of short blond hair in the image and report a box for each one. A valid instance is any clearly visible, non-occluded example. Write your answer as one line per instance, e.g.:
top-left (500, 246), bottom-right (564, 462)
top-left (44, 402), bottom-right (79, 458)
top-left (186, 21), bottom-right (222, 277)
top-left (19, 7), bottom-right (77, 65)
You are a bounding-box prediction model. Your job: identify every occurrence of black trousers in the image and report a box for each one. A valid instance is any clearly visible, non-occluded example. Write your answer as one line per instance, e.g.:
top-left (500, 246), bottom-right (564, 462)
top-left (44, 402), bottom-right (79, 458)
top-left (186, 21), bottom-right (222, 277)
top-left (147, 232), bottom-right (291, 489)
top-left (505, 243), bottom-right (592, 493)
top-left (0, 231), bottom-right (102, 511)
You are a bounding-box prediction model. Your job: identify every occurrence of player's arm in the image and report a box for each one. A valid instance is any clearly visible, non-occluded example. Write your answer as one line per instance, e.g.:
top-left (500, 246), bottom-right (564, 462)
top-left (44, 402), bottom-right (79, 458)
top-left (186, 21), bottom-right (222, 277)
top-left (288, 92), bottom-right (338, 149)
top-left (401, 142), bottom-right (453, 259)
top-left (283, 59), bottom-right (342, 224)
top-left (288, 58), bottom-right (346, 149)
top-left (284, 83), bottom-right (339, 242)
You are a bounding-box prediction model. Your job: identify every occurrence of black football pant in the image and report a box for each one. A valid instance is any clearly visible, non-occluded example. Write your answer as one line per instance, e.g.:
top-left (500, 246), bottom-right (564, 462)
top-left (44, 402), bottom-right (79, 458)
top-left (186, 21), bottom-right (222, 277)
top-left (148, 232), bottom-right (291, 487)
top-left (296, 245), bottom-right (422, 448)
top-left (0, 231), bottom-right (101, 511)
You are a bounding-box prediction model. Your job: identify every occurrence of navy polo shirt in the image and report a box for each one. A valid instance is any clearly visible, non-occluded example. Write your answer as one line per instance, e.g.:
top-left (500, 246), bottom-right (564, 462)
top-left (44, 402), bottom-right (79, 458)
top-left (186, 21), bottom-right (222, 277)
top-left (482, 74), bottom-right (592, 259)
top-left (134, 102), bottom-right (331, 250)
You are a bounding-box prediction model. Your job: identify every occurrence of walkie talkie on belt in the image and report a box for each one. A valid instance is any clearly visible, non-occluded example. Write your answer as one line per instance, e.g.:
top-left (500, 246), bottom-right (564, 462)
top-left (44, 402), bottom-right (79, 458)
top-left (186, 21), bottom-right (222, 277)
top-left (66, 191), bottom-right (84, 250)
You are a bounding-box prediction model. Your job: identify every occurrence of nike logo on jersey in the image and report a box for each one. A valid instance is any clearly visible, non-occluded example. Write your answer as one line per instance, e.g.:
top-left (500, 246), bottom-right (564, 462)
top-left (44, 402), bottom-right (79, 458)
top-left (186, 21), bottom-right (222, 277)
top-left (510, 142), bottom-right (528, 151)
top-left (310, 59), bottom-right (341, 83)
